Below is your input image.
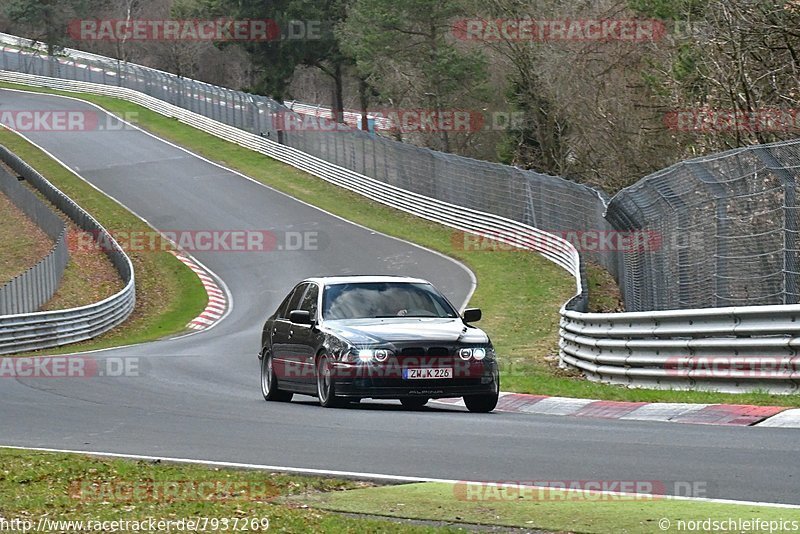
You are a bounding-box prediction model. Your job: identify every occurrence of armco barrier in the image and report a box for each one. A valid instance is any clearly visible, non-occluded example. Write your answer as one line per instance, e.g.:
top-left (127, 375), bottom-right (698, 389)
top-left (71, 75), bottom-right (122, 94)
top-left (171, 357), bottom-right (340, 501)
top-left (560, 306), bottom-right (800, 394)
top-left (1, 66), bottom-right (798, 392)
top-left (0, 144), bottom-right (135, 355)
top-left (0, 163), bottom-right (68, 314)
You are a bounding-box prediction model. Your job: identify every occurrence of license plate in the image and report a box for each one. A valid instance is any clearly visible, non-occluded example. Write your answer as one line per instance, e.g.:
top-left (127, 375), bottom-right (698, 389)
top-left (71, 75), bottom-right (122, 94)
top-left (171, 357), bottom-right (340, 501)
top-left (403, 368), bottom-right (453, 380)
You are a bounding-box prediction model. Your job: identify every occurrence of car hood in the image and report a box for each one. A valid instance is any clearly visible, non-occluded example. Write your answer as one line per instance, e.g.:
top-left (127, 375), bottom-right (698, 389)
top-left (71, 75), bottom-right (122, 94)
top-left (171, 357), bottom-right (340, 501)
top-left (322, 318), bottom-right (489, 345)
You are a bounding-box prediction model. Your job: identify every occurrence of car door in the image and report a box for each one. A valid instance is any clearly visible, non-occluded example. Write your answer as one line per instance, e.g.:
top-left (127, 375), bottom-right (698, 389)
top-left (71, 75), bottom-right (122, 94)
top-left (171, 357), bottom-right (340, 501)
top-left (271, 283), bottom-right (308, 384)
top-left (291, 282), bottom-right (320, 386)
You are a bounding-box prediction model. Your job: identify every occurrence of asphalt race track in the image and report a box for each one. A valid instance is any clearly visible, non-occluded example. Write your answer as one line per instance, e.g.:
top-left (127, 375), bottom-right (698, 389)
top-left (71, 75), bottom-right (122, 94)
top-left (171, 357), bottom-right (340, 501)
top-left (0, 90), bottom-right (798, 505)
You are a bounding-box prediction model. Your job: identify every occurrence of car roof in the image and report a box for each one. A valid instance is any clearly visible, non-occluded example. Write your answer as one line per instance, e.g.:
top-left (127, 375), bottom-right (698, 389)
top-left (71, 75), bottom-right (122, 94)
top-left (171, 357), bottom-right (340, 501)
top-left (303, 275), bottom-right (430, 286)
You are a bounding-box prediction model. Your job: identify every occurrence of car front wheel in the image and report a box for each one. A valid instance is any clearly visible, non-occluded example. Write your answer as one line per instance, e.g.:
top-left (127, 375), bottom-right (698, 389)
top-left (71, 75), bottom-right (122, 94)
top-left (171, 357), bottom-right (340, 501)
top-left (261, 350), bottom-right (293, 402)
top-left (464, 391), bottom-right (499, 413)
top-left (316, 354), bottom-right (343, 408)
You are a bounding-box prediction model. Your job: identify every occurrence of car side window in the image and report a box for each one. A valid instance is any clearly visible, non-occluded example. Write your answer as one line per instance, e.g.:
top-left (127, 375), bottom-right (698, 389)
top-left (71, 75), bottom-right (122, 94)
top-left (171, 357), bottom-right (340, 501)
top-left (299, 283), bottom-right (319, 319)
top-left (279, 284), bottom-right (308, 319)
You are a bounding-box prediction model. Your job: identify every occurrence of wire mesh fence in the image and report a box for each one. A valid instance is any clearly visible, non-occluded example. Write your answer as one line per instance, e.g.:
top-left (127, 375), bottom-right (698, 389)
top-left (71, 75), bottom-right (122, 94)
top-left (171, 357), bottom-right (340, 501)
top-left (605, 141), bottom-right (800, 310)
top-left (1, 36), bottom-right (797, 312)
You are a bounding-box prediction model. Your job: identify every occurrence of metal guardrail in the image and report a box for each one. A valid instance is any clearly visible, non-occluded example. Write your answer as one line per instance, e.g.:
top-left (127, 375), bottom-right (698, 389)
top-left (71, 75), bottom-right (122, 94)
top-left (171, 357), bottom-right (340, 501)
top-left (2, 46), bottom-right (799, 392)
top-left (0, 145), bottom-right (135, 355)
top-left (560, 305), bottom-right (800, 394)
top-left (0, 162), bottom-right (69, 315)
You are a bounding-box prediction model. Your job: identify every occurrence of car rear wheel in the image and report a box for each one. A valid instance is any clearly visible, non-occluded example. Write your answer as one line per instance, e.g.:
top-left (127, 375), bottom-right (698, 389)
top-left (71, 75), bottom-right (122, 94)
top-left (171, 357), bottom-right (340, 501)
top-left (316, 354), bottom-right (343, 408)
top-left (400, 397), bottom-right (429, 410)
top-left (261, 350), bottom-right (293, 402)
top-left (464, 391), bottom-right (499, 413)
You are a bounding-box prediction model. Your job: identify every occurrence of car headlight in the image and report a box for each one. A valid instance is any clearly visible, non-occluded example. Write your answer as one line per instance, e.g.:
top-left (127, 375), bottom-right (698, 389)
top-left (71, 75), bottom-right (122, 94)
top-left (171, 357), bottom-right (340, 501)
top-left (354, 349), bottom-right (392, 363)
top-left (459, 347), bottom-right (489, 360)
top-left (357, 349), bottom-right (374, 362)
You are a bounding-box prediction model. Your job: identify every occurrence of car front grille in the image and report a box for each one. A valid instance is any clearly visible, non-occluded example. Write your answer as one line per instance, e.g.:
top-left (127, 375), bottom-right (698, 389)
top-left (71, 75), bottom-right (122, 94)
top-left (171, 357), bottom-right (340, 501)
top-left (399, 346), bottom-right (450, 357)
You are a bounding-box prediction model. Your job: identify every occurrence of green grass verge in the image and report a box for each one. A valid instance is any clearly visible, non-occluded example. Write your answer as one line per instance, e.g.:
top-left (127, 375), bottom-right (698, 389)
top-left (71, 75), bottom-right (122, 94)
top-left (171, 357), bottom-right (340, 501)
top-left (297, 481), bottom-right (800, 533)
top-left (0, 125), bottom-right (207, 354)
top-left (0, 448), bottom-right (458, 533)
top-left (3, 82), bottom-right (800, 407)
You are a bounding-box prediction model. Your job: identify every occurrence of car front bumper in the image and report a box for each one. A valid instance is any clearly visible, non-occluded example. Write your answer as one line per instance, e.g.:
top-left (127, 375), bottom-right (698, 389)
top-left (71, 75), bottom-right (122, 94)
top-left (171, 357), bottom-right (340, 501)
top-left (330, 359), bottom-right (499, 399)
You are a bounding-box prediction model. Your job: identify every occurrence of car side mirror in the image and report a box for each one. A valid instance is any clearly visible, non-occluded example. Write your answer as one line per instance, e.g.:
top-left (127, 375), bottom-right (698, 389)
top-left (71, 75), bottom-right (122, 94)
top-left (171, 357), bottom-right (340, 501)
top-left (463, 308), bottom-right (481, 323)
top-left (289, 309), bottom-right (313, 325)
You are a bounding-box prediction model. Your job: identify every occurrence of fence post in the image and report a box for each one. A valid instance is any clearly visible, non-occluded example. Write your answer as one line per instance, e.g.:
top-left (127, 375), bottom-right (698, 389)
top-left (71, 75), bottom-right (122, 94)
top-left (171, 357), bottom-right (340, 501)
top-left (756, 147), bottom-right (799, 304)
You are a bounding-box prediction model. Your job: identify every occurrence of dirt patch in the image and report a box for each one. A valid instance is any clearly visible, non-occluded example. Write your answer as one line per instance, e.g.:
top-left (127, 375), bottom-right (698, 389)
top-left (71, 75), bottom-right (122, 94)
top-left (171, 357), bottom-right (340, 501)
top-left (0, 190), bottom-right (54, 286)
top-left (587, 262), bottom-right (624, 312)
top-left (41, 226), bottom-right (124, 310)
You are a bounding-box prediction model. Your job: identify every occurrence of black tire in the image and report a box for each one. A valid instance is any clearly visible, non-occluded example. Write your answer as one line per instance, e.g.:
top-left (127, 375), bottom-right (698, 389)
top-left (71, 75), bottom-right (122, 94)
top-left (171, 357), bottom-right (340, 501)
top-left (316, 354), bottom-right (344, 408)
top-left (400, 397), bottom-right (429, 410)
top-left (464, 391), bottom-right (499, 413)
top-left (261, 350), bottom-right (293, 402)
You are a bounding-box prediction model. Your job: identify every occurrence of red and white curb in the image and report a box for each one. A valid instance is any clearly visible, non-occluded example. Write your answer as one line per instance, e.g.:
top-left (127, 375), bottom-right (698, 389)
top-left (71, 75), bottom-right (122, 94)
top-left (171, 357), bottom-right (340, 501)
top-left (171, 252), bottom-right (227, 331)
top-left (432, 393), bottom-right (794, 427)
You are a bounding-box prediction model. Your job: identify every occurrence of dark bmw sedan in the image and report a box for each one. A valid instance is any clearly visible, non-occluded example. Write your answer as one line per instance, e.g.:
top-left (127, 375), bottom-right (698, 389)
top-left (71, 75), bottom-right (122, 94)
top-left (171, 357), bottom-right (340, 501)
top-left (259, 276), bottom-right (499, 412)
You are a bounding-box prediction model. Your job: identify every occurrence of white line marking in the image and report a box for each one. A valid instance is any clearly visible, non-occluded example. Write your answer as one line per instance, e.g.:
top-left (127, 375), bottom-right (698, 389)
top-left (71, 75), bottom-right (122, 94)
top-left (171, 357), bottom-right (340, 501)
top-left (0, 445), bottom-right (796, 508)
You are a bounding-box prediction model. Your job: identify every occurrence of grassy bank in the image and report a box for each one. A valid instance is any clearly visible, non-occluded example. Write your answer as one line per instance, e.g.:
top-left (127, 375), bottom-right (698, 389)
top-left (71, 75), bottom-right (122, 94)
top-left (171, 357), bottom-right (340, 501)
top-left (0, 448), bottom-right (456, 533)
top-left (11, 447), bottom-right (793, 534)
top-left (298, 481), bottom-right (799, 533)
top-left (0, 125), bottom-right (207, 353)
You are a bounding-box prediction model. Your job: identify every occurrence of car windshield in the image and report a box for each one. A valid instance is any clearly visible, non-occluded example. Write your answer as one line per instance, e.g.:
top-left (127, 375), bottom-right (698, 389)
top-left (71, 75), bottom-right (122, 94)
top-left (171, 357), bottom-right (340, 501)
top-left (322, 282), bottom-right (458, 320)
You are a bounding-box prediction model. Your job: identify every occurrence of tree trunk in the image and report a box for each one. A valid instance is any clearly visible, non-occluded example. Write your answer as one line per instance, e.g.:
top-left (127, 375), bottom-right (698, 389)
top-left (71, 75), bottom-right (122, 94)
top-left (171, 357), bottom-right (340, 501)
top-left (358, 77), bottom-right (370, 131)
top-left (332, 62), bottom-right (345, 124)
